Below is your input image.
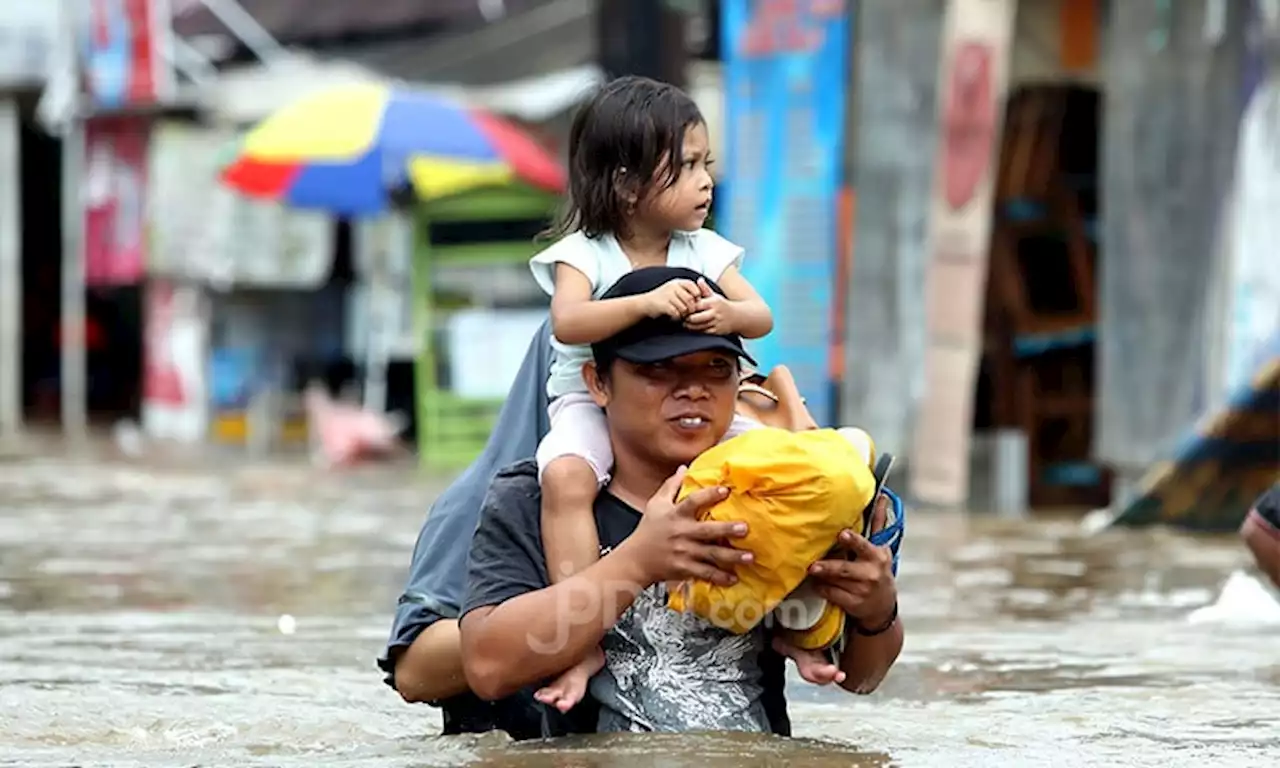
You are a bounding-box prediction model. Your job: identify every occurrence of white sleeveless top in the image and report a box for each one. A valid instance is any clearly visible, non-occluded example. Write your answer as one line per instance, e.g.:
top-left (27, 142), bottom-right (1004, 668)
top-left (529, 229), bottom-right (745, 399)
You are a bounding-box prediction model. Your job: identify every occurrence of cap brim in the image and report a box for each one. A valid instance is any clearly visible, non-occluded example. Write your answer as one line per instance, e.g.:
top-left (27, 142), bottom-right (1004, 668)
top-left (614, 333), bottom-right (757, 367)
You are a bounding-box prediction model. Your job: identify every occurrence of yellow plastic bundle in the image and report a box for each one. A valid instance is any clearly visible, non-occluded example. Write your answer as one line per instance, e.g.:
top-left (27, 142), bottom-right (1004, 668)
top-left (667, 426), bottom-right (878, 650)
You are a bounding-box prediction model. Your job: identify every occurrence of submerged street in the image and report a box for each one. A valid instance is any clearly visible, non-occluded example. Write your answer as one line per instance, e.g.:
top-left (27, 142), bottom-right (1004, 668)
top-left (1, 452), bottom-right (1276, 767)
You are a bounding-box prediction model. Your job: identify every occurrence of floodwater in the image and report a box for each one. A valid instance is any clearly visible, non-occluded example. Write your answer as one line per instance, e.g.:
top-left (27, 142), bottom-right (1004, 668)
top-left (2, 451), bottom-right (1278, 767)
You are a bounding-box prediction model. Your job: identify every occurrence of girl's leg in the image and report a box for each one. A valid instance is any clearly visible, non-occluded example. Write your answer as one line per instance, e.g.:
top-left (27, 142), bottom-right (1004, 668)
top-left (534, 394), bottom-right (613, 711)
top-left (536, 393), bottom-right (613, 584)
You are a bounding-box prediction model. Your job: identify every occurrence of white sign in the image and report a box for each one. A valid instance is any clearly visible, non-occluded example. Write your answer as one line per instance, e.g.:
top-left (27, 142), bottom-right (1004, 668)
top-left (147, 121), bottom-right (334, 289)
top-left (446, 309), bottom-right (552, 399)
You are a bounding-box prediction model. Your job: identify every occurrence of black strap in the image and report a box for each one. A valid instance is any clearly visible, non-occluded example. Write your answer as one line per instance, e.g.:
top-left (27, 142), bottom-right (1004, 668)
top-left (851, 601), bottom-right (899, 637)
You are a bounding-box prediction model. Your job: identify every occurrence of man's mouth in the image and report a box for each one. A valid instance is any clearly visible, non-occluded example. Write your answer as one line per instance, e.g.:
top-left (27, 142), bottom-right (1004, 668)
top-left (670, 414), bottom-right (710, 431)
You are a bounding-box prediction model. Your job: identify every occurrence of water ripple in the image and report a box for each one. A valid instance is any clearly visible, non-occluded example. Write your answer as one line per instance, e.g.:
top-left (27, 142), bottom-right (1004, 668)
top-left (0, 457), bottom-right (1275, 767)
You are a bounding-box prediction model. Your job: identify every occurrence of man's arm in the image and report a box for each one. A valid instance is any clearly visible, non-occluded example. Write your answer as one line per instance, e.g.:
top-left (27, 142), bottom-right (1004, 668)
top-left (809, 491), bottom-right (906, 695)
top-left (459, 466), bottom-right (743, 701)
top-left (460, 465), bottom-right (746, 701)
top-left (837, 610), bottom-right (903, 694)
top-left (461, 547), bottom-right (650, 701)
top-left (455, 465), bottom-right (653, 702)
top-left (389, 619), bottom-right (469, 703)
top-left (378, 594), bottom-right (470, 704)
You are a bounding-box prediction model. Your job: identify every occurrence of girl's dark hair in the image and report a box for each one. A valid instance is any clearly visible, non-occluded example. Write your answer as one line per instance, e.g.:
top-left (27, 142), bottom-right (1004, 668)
top-left (541, 76), bottom-right (705, 242)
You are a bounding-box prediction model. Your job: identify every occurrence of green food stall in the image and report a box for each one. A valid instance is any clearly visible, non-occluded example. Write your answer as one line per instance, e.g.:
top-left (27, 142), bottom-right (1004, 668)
top-left (412, 182), bottom-right (559, 471)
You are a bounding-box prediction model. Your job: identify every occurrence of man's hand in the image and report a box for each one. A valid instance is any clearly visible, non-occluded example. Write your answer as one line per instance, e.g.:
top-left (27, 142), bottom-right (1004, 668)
top-left (684, 277), bottom-right (738, 335)
top-left (807, 494), bottom-right (897, 627)
top-left (619, 465), bottom-right (753, 587)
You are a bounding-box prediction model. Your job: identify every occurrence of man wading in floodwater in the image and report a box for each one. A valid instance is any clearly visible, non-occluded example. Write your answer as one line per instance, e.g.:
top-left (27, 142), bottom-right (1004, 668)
top-left (379, 269), bottom-right (904, 736)
top-left (456, 267), bottom-right (903, 733)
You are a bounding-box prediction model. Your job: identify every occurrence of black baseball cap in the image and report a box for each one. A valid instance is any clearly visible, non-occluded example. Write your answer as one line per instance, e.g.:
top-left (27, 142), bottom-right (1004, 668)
top-left (591, 266), bottom-right (758, 366)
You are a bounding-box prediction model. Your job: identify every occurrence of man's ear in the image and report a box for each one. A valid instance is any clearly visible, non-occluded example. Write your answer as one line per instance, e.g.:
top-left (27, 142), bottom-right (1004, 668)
top-left (583, 361), bottom-right (610, 408)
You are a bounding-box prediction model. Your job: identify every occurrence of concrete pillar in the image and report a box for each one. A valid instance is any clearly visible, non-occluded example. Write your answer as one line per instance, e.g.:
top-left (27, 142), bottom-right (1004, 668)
top-left (839, 0), bottom-right (947, 464)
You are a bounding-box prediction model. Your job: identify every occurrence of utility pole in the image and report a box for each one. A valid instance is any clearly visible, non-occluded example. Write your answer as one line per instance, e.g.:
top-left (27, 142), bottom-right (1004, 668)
top-left (58, 0), bottom-right (88, 448)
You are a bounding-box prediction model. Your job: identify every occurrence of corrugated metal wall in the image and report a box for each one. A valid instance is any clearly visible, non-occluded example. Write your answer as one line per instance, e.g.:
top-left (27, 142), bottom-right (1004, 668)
top-left (1095, 0), bottom-right (1248, 473)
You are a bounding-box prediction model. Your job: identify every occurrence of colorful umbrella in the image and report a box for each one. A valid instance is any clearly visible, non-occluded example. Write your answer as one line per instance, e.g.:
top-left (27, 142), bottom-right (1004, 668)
top-left (219, 83), bottom-right (567, 215)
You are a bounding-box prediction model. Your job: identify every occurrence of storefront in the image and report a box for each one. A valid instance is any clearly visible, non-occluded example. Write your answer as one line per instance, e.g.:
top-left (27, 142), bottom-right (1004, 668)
top-left (146, 119), bottom-right (340, 450)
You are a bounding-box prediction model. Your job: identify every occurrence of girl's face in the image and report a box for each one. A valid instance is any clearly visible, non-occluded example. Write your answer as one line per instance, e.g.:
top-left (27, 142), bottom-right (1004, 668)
top-left (633, 121), bottom-right (715, 236)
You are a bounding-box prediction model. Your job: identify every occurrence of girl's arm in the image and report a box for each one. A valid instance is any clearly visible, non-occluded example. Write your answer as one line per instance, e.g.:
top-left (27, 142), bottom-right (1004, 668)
top-left (715, 266), bottom-right (774, 339)
top-left (549, 263), bottom-right (651, 345)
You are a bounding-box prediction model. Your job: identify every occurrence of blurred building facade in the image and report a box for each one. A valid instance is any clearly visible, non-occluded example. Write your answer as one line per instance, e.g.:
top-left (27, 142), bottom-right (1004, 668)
top-left (843, 0), bottom-right (1278, 513)
top-left (0, 1), bottom-right (1273, 508)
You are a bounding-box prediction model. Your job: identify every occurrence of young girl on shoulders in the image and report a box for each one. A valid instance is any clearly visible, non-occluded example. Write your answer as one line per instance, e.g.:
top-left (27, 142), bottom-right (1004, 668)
top-left (526, 76), bottom-right (775, 712)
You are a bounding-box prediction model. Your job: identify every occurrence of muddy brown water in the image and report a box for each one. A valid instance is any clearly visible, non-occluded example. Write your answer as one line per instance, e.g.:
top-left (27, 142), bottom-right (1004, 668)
top-left (1, 453), bottom-right (1277, 767)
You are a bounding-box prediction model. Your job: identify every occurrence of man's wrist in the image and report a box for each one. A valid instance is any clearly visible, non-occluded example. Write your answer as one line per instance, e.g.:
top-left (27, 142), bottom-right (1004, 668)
top-left (850, 597), bottom-right (898, 636)
top-left (605, 539), bottom-right (655, 591)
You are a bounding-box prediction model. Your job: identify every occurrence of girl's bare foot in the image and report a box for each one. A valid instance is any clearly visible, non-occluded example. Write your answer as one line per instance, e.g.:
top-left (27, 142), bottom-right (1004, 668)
top-left (534, 646), bottom-right (605, 712)
top-left (772, 635), bottom-right (846, 686)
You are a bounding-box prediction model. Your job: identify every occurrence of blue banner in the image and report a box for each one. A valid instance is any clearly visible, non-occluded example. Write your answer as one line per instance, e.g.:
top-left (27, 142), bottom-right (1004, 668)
top-left (719, 0), bottom-right (850, 426)
top-left (80, 0), bottom-right (173, 110)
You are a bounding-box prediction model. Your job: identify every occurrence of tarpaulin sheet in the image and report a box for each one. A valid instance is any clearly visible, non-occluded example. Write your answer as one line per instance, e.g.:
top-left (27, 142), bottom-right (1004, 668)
top-left (1096, 1), bottom-right (1247, 472)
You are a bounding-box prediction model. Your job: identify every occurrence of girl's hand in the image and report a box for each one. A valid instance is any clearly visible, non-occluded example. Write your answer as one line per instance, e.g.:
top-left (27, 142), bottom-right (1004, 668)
top-left (684, 277), bottom-right (738, 334)
top-left (644, 279), bottom-right (701, 320)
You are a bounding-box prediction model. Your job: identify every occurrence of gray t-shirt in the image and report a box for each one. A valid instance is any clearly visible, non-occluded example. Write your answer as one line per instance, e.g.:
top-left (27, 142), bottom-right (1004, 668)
top-left (461, 459), bottom-right (789, 734)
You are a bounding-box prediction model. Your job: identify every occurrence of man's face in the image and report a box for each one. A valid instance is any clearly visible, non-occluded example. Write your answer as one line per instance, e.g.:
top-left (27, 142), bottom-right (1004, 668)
top-left (586, 350), bottom-right (738, 468)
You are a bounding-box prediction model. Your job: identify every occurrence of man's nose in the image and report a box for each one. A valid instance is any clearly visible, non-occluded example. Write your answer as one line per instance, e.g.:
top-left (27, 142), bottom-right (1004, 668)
top-left (674, 377), bottom-right (712, 399)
